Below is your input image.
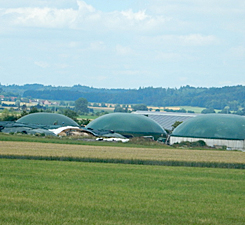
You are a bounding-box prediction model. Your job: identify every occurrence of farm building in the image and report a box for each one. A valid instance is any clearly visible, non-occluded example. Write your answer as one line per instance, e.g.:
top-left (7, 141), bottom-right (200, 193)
top-left (133, 111), bottom-right (198, 131)
top-left (170, 114), bottom-right (245, 150)
top-left (0, 113), bottom-right (80, 136)
top-left (1, 113), bottom-right (131, 138)
top-left (85, 112), bottom-right (167, 140)
top-left (16, 113), bottom-right (95, 137)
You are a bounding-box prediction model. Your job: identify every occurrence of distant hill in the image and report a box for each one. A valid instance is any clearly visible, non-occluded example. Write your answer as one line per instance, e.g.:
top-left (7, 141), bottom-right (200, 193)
top-left (0, 84), bottom-right (245, 110)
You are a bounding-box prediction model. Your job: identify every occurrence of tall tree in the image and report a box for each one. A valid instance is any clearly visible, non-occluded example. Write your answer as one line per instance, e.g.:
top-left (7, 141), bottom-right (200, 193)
top-left (75, 98), bottom-right (88, 114)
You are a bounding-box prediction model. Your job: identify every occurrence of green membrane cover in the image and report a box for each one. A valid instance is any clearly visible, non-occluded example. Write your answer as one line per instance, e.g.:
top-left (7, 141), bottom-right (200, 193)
top-left (17, 112), bottom-right (79, 127)
top-left (86, 113), bottom-right (167, 139)
top-left (172, 114), bottom-right (245, 140)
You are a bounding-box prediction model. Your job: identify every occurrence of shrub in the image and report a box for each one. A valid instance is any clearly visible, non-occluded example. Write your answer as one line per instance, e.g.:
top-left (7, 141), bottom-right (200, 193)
top-left (173, 140), bottom-right (207, 148)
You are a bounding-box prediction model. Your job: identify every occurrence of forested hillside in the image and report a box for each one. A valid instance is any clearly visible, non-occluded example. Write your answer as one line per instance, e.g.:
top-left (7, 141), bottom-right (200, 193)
top-left (1, 84), bottom-right (245, 110)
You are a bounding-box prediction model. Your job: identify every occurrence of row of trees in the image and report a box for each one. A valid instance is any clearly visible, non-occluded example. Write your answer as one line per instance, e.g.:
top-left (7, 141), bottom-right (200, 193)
top-left (114, 104), bottom-right (148, 113)
top-left (201, 107), bottom-right (245, 115)
top-left (2, 83), bottom-right (245, 116)
top-left (20, 85), bottom-right (245, 110)
top-left (1, 84), bottom-right (245, 111)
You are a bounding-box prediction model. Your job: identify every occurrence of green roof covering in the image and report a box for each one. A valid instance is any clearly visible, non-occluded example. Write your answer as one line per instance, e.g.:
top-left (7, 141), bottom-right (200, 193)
top-left (172, 114), bottom-right (245, 140)
top-left (17, 112), bottom-right (79, 127)
top-left (86, 113), bottom-right (167, 139)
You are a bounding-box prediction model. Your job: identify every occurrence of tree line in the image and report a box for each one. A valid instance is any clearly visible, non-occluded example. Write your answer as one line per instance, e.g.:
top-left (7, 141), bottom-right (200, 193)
top-left (1, 84), bottom-right (245, 110)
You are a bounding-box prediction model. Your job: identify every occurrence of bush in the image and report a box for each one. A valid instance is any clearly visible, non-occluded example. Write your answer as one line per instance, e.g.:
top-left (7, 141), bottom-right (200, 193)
top-left (0, 109), bottom-right (19, 121)
top-left (78, 118), bottom-right (91, 126)
top-left (129, 137), bottom-right (168, 147)
top-left (131, 104), bottom-right (148, 111)
top-left (173, 140), bottom-right (207, 148)
top-left (201, 108), bottom-right (215, 114)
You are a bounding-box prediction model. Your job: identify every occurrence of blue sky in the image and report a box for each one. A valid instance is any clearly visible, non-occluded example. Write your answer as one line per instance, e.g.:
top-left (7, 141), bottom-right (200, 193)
top-left (0, 0), bottom-right (244, 88)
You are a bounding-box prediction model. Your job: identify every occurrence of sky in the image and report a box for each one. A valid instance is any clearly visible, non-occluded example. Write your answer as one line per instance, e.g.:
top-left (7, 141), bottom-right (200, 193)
top-left (0, 0), bottom-right (244, 89)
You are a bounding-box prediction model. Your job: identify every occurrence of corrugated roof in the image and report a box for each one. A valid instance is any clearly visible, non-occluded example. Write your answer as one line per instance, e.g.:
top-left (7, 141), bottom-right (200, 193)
top-left (133, 111), bottom-right (198, 130)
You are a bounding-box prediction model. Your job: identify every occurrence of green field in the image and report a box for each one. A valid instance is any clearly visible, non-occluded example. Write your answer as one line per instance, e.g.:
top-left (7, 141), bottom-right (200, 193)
top-left (1, 159), bottom-right (244, 225)
top-left (177, 106), bottom-right (206, 113)
top-left (0, 134), bottom-right (244, 224)
top-left (1, 141), bottom-right (244, 168)
top-left (78, 114), bottom-right (99, 120)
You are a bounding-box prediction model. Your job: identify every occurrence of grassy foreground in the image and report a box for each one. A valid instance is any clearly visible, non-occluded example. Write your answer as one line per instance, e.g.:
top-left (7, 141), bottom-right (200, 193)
top-left (1, 159), bottom-right (244, 225)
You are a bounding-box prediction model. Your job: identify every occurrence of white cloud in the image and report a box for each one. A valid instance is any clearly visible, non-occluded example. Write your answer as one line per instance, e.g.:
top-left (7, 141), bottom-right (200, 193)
top-left (179, 34), bottom-right (218, 46)
top-left (1, 0), bottom-right (243, 35)
top-left (0, 0), bottom-right (78, 9)
top-left (34, 61), bottom-right (49, 68)
top-left (90, 41), bottom-right (106, 51)
top-left (77, 0), bottom-right (95, 13)
top-left (140, 34), bottom-right (219, 48)
top-left (121, 9), bottom-right (148, 21)
top-left (0, 1), bottom-right (169, 32)
top-left (0, 0), bottom-right (244, 88)
top-left (2, 7), bottom-right (77, 28)
top-left (115, 45), bottom-right (134, 55)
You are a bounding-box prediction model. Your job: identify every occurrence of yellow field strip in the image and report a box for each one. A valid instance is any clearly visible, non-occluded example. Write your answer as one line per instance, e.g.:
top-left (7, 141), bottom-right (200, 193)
top-left (0, 141), bottom-right (244, 164)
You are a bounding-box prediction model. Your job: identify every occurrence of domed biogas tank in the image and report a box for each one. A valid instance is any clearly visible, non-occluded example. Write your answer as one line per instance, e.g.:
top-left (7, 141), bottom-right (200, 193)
top-left (172, 114), bottom-right (245, 140)
top-left (86, 113), bottom-right (167, 140)
top-left (17, 112), bottom-right (79, 127)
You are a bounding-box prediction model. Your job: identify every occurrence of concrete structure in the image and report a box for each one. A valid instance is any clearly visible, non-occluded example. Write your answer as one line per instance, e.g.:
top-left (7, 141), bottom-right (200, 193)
top-left (170, 114), bottom-right (245, 150)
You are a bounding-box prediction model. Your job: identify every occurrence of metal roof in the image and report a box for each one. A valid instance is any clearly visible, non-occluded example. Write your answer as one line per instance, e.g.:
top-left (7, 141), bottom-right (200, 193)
top-left (133, 111), bottom-right (198, 130)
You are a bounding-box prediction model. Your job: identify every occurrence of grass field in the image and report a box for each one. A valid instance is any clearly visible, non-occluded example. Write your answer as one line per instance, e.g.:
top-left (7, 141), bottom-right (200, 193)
top-left (0, 141), bottom-right (245, 169)
top-left (176, 106), bottom-right (206, 113)
top-left (0, 138), bottom-right (244, 224)
top-left (0, 131), bottom-right (244, 169)
top-left (1, 141), bottom-right (244, 166)
top-left (78, 114), bottom-right (99, 120)
top-left (0, 159), bottom-right (244, 225)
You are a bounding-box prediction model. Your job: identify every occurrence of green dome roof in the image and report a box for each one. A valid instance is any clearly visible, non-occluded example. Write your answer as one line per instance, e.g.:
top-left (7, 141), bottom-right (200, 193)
top-left (17, 113), bottom-right (79, 127)
top-left (172, 114), bottom-right (245, 140)
top-left (86, 113), bottom-right (167, 139)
